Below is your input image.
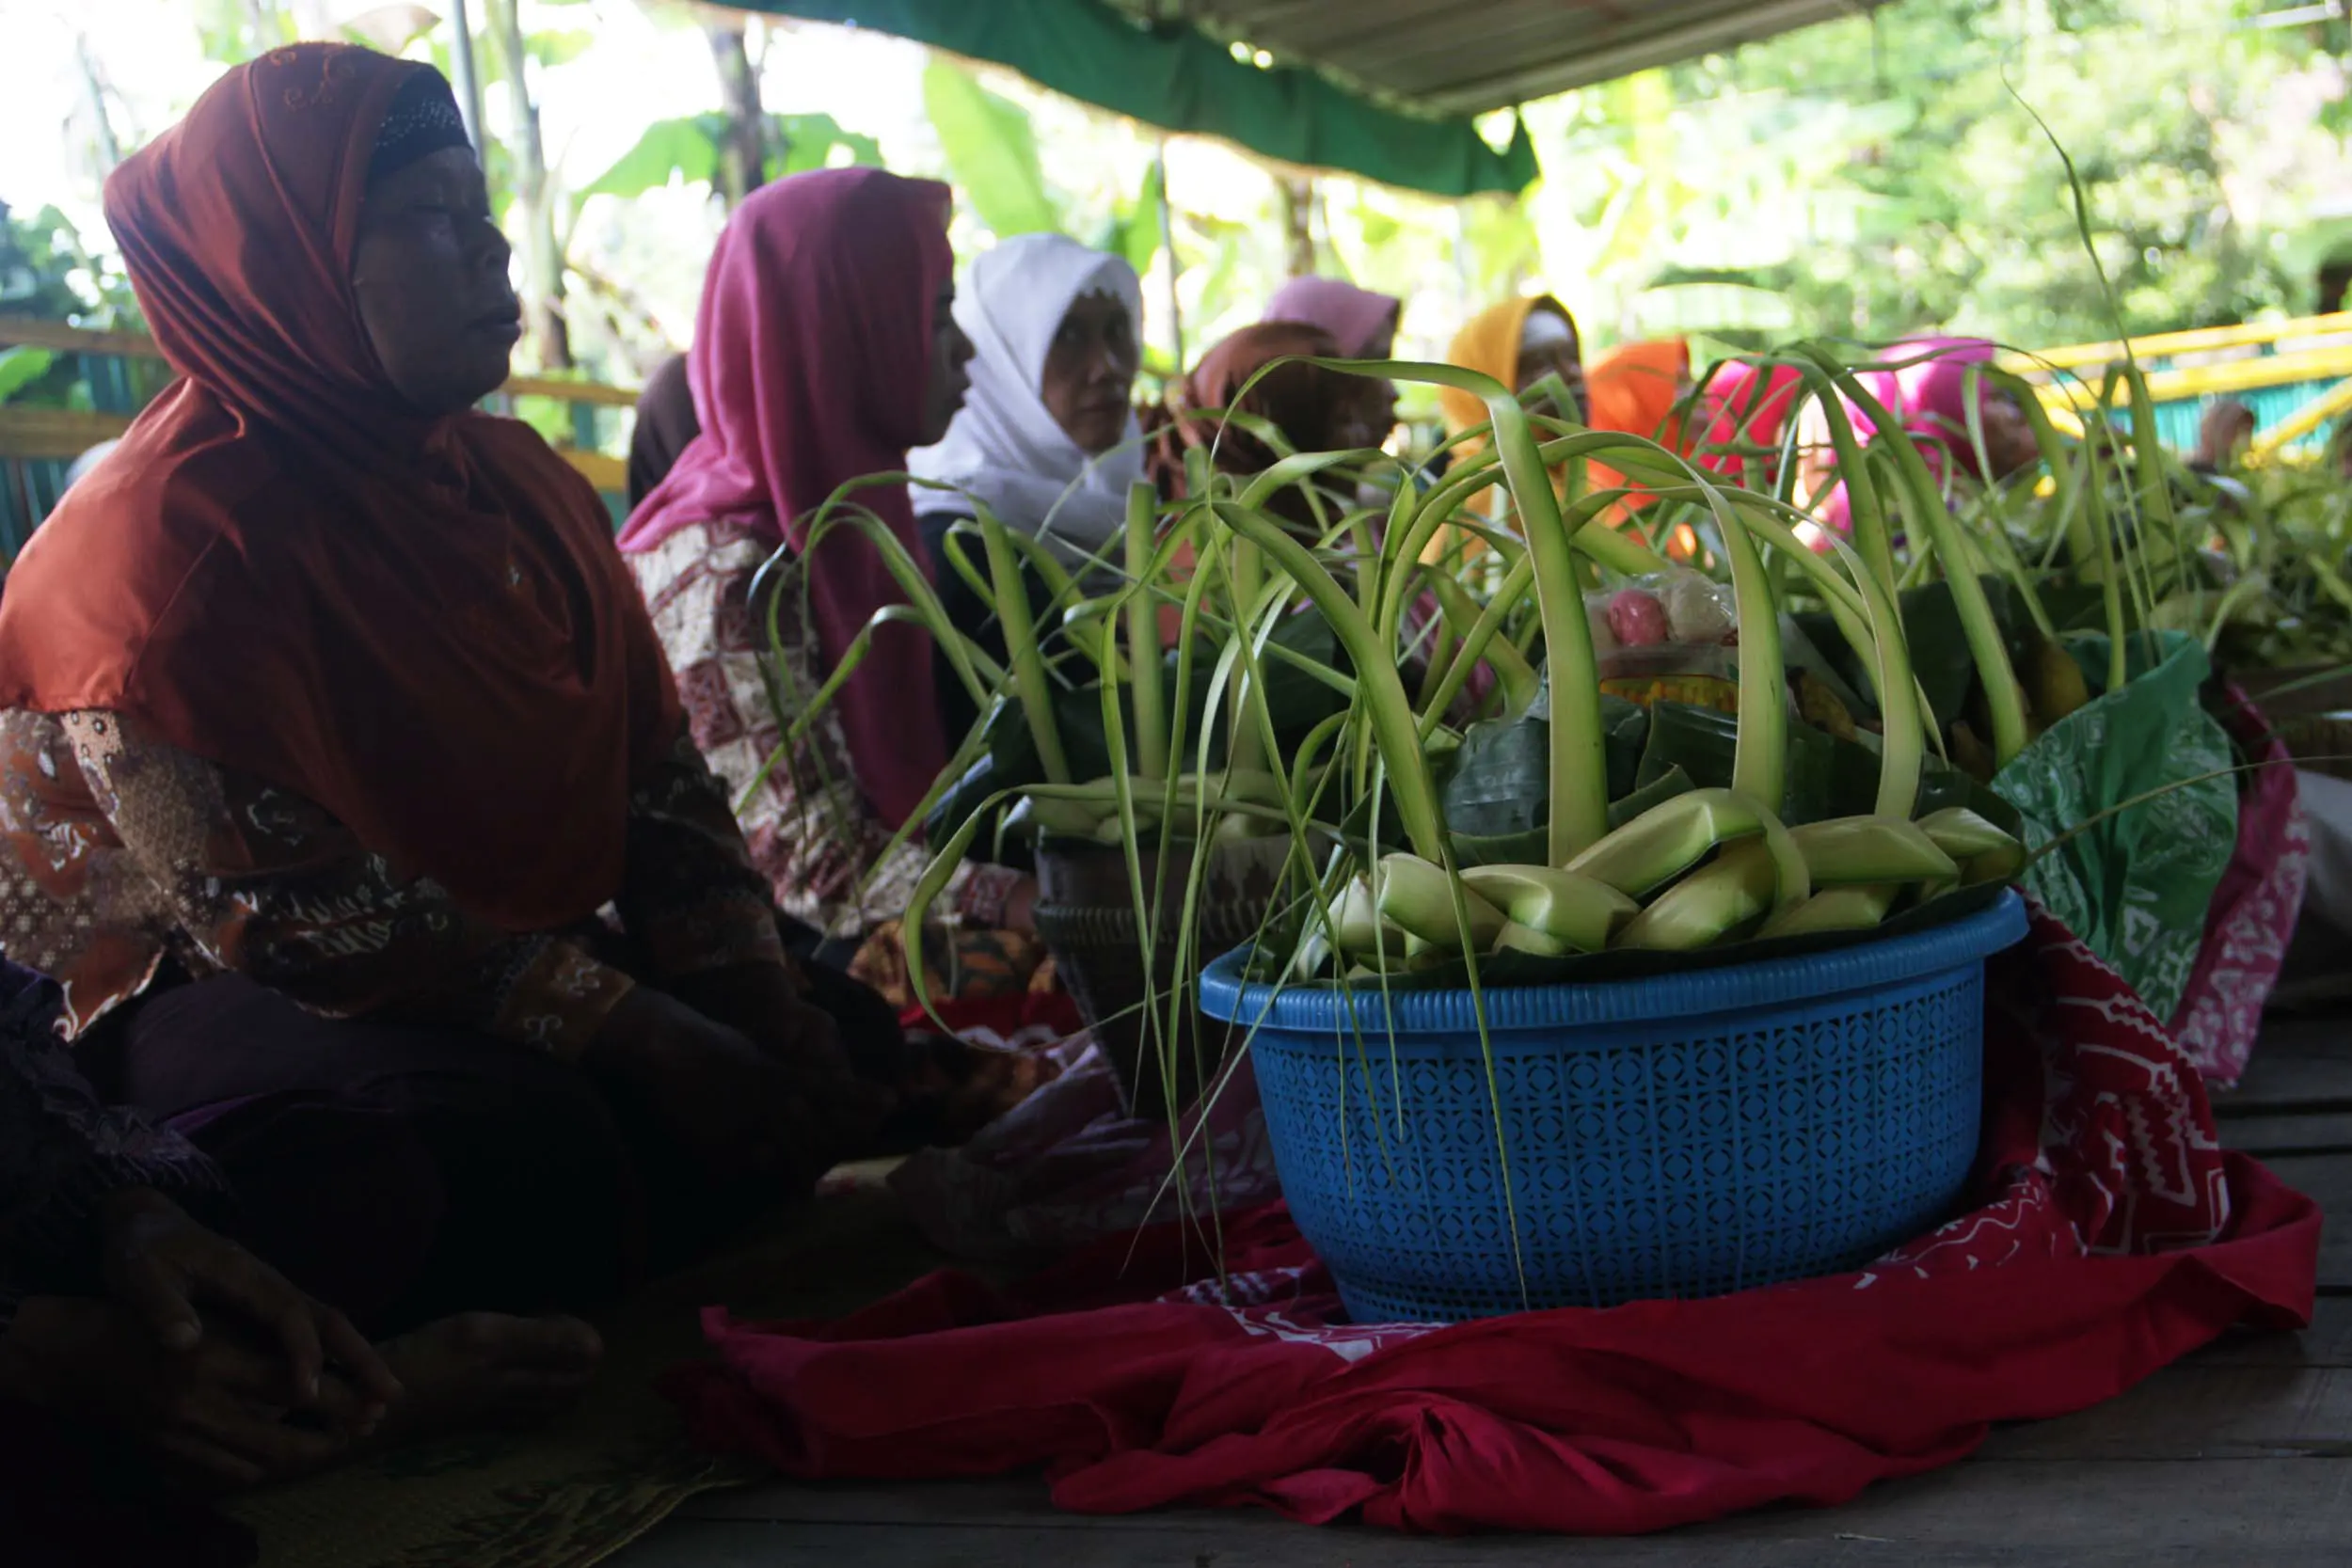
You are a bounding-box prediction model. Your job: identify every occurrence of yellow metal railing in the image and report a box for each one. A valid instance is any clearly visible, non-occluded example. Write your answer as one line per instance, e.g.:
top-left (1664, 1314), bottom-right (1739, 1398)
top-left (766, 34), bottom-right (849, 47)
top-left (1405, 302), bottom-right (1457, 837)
top-left (12, 308), bottom-right (2352, 536)
top-left (1996, 310), bottom-right (2352, 460)
top-left (0, 317), bottom-right (636, 495)
top-left (2003, 311), bottom-right (2352, 376)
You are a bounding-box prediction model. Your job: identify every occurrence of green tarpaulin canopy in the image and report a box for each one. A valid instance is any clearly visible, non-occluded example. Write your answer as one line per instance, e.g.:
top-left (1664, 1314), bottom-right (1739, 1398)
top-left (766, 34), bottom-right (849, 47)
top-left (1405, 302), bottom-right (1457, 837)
top-left (731, 0), bottom-right (1539, 197)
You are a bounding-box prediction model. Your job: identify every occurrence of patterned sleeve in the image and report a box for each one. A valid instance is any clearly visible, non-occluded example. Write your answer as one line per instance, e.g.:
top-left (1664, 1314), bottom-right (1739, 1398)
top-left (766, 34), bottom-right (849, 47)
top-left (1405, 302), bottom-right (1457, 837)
top-left (60, 710), bottom-right (633, 1061)
top-left (0, 964), bottom-right (224, 1326)
top-left (628, 519), bottom-right (1011, 937)
top-left (616, 729), bottom-right (790, 980)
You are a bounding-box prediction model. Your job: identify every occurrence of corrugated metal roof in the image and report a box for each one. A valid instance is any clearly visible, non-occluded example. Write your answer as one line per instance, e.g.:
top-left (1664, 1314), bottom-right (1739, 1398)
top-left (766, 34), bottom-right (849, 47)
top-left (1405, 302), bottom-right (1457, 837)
top-left (1143, 0), bottom-right (1872, 117)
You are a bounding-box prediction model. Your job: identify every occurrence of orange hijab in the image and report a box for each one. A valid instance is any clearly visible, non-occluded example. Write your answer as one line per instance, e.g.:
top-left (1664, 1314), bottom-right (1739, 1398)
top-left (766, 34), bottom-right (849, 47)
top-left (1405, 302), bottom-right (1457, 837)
top-left (1587, 339), bottom-right (1691, 447)
top-left (1585, 338), bottom-right (1692, 513)
top-left (0, 46), bottom-right (679, 933)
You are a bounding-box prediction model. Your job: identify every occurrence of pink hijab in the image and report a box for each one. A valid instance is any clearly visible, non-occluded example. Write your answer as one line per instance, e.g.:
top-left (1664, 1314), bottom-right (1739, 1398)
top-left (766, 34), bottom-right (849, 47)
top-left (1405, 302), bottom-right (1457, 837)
top-left (620, 168), bottom-right (952, 830)
top-left (1694, 360), bottom-right (1804, 480)
top-left (1884, 336), bottom-right (2001, 482)
top-left (1262, 277), bottom-right (1402, 360)
top-left (1806, 337), bottom-right (1999, 533)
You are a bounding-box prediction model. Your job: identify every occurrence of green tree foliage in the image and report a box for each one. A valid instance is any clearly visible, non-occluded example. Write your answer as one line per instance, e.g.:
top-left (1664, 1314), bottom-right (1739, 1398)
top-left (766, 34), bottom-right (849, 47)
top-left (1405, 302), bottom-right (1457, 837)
top-left (582, 113), bottom-right (884, 199)
top-left (1537, 0), bottom-right (2351, 348)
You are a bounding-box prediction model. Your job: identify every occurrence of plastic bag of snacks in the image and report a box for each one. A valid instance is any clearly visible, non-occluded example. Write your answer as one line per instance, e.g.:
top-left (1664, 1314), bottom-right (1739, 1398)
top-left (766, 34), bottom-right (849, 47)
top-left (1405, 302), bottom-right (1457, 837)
top-left (1586, 568), bottom-right (1739, 714)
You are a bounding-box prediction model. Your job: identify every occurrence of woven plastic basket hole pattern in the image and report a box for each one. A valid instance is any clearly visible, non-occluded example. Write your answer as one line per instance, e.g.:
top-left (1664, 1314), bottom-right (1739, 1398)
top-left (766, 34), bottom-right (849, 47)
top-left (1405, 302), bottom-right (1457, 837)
top-left (1250, 970), bottom-right (1984, 1321)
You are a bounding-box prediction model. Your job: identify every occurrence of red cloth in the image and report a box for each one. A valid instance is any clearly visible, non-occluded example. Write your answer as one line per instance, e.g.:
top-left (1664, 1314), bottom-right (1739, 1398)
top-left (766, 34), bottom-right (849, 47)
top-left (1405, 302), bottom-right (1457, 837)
top-left (668, 905), bottom-right (2319, 1534)
top-left (2170, 682), bottom-right (2309, 1085)
top-left (618, 168), bottom-right (954, 830)
top-left (0, 45), bottom-right (677, 932)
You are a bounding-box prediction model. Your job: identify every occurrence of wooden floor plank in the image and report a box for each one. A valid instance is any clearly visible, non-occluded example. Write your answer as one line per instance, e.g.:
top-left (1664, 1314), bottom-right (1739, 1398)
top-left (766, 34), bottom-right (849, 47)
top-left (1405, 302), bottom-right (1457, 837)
top-left (613, 1460), bottom-right (2352, 1565)
top-left (2247, 1152), bottom-right (2352, 1288)
top-left (2189, 1296), bottom-right (2352, 1365)
top-left (1979, 1364), bottom-right (2352, 1460)
top-left (2218, 1017), bottom-right (2352, 1115)
top-left (613, 1514), bottom-right (2352, 1567)
top-left (2217, 1112), bottom-right (2352, 1154)
top-left (615, 1012), bottom-right (2352, 1564)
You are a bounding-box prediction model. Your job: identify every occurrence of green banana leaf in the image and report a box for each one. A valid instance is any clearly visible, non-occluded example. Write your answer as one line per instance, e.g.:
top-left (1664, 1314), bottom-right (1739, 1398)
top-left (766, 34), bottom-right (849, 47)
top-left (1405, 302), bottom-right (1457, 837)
top-left (1434, 693), bottom-right (1647, 840)
top-left (1634, 701), bottom-right (2022, 831)
top-left (1794, 576), bottom-right (2039, 736)
top-left (1993, 630), bottom-right (2236, 1022)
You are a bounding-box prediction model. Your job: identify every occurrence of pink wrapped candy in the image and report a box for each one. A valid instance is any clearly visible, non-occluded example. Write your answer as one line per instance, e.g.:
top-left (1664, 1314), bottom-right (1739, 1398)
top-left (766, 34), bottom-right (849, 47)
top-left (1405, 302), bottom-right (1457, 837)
top-left (1606, 589), bottom-right (1670, 647)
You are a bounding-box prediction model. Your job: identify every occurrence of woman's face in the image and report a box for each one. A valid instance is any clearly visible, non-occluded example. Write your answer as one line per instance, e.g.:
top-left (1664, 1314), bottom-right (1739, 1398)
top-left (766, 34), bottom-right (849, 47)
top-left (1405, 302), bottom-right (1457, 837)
top-left (1040, 290), bottom-right (1140, 455)
top-left (1327, 375), bottom-right (1397, 453)
top-left (1976, 389), bottom-right (2042, 480)
top-left (350, 147), bottom-right (520, 416)
top-left (1515, 308), bottom-right (1586, 418)
top-left (919, 277), bottom-right (976, 446)
top-left (1353, 317), bottom-right (1401, 445)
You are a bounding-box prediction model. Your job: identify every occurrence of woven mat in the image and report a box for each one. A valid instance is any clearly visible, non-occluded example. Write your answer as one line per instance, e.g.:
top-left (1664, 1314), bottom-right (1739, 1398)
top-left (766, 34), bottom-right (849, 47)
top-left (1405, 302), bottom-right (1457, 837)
top-left (230, 1164), bottom-right (944, 1568)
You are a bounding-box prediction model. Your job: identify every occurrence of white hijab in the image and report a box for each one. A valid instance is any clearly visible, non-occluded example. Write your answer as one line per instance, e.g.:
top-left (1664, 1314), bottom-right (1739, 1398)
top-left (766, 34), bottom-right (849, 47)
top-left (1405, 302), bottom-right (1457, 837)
top-left (909, 233), bottom-right (1146, 569)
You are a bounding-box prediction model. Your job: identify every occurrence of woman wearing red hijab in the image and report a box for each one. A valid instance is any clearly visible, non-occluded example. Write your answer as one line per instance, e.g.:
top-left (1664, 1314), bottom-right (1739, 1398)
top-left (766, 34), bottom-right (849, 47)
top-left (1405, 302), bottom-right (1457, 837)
top-left (1144, 321), bottom-right (1391, 515)
top-left (618, 169), bottom-right (1050, 979)
top-left (0, 48), bottom-right (898, 1477)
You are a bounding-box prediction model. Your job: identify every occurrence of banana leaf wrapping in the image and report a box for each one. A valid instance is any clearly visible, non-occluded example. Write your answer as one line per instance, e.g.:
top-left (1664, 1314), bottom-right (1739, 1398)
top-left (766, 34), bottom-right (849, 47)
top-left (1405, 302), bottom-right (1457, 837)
top-left (1993, 631), bottom-right (2237, 1022)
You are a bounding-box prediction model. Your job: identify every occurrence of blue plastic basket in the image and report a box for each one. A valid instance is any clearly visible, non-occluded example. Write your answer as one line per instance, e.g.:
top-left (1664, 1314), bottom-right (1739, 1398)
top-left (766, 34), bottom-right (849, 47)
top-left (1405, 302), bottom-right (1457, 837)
top-left (1197, 889), bottom-right (2028, 1323)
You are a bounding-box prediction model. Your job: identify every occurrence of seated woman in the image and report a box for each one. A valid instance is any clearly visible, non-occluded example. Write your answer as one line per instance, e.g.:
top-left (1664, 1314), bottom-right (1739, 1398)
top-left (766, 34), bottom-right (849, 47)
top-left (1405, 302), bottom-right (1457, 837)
top-left (0, 958), bottom-right (607, 1517)
top-left (1693, 359), bottom-right (1806, 486)
top-left (1798, 338), bottom-right (2042, 531)
top-left (910, 232), bottom-right (1146, 750)
top-left (1141, 323), bottom-right (1392, 659)
top-left (1429, 293), bottom-right (1590, 559)
top-left (0, 49), bottom-right (893, 1359)
top-left (1586, 339), bottom-right (1692, 448)
top-left (1584, 338), bottom-right (1697, 538)
top-left (619, 169), bottom-right (1042, 1006)
top-left (1145, 321), bottom-right (1392, 522)
top-left (1263, 277), bottom-right (1403, 360)
top-left (1441, 293), bottom-right (1588, 436)
top-left (627, 352), bottom-right (696, 511)
top-left (1261, 276), bottom-right (1404, 444)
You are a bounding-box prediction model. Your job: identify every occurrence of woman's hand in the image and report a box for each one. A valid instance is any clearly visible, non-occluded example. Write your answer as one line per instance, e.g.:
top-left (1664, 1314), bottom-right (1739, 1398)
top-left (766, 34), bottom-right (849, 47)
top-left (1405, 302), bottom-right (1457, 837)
top-left (666, 963), bottom-right (895, 1159)
top-left (0, 1297), bottom-right (395, 1495)
top-left (97, 1188), bottom-right (400, 1414)
top-left (584, 984), bottom-right (846, 1182)
top-left (0, 1295), bottom-right (384, 1489)
top-left (0, 1189), bottom-right (403, 1490)
top-left (1003, 875), bottom-right (1040, 937)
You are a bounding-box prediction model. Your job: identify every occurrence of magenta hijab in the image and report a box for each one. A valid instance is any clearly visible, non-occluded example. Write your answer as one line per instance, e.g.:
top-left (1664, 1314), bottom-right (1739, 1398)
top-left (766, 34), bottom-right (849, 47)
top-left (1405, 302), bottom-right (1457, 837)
top-left (619, 167), bottom-right (953, 829)
top-left (1809, 338), bottom-right (1999, 535)
top-left (1884, 337), bottom-right (2001, 482)
top-left (1694, 360), bottom-right (1804, 480)
top-left (1262, 277), bottom-right (1402, 360)
top-left (1841, 337), bottom-right (2001, 482)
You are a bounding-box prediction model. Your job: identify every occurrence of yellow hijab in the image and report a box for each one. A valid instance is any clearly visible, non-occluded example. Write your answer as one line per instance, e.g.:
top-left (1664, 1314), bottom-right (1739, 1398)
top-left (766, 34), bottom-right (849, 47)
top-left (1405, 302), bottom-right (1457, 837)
top-left (1438, 294), bottom-right (1552, 440)
top-left (1429, 294), bottom-right (1565, 563)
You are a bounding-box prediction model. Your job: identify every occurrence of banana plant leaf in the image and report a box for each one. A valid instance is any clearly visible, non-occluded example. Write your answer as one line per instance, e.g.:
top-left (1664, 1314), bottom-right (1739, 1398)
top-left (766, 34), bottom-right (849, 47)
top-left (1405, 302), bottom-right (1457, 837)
top-left (1994, 630), bottom-right (2236, 1022)
top-left (1432, 694), bottom-right (1648, 841)
top-left (1792, 577), bottom-right (2036, 735)
top-left (1634, 700), bottom-right (2021, 832)
top-left (1258, 604), bottom-right (1355, 742)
